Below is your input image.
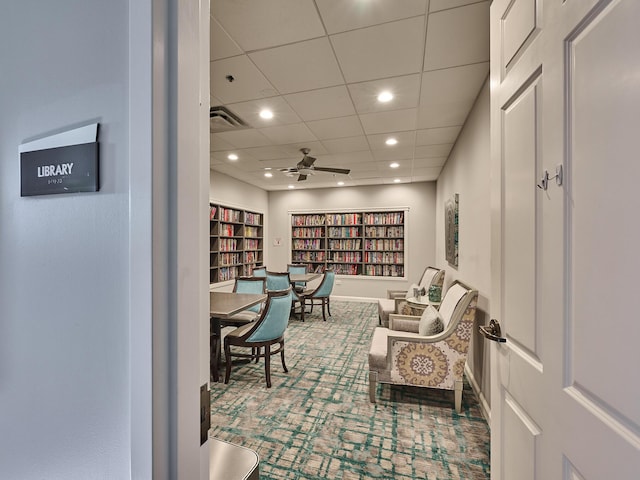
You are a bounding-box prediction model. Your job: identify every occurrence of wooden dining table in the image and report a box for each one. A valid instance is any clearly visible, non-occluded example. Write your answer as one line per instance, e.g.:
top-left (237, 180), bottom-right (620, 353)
top-left (210, 291), bottom-right (267, 382)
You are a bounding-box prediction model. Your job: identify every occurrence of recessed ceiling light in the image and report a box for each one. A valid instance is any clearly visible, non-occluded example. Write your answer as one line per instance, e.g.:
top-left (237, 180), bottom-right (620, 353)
top-left (337, 181), bottom-right (345, 186)
top-left (264, 172), bottom-right (273, 178)
top-left (227, 153), bottom-right (238, 161)
top-left (394, 178), bottom-right (401, 183)
top-left (390, 162), bottom-right (400, 168)
top-left (385, 138), bottom-right (398, 146)
top-left (264, 167), bottom-right (272, 170)
top-left (288, 185), bottom-right (295, 189)
top-left (377, 91), bottom-right (393, 103)
top-left (259, 109), bottom-right (274, 119)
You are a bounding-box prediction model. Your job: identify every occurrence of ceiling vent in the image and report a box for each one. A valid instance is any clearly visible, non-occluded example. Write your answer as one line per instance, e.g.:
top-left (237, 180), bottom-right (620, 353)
top-left (209, 106), bottom-right (248, 133)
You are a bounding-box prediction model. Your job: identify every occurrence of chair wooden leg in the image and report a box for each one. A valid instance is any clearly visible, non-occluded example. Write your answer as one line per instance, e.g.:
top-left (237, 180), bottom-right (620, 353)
top-left (327, 297), bottom-right (331, 317)
top-left (224, 341), bottom-right (232, 384)
top-left (264, 344), bottom-right (272, 388)
top-left (280, 340), bottom-right (288, 373)
top-left (300, 299), bottom-right (306, 322)
top-left (321, 299), bottom-right (327, 321)
top-left (369, 371), bottom-right (378, 403)
top-left (454, 379), bottom-right (463, 413)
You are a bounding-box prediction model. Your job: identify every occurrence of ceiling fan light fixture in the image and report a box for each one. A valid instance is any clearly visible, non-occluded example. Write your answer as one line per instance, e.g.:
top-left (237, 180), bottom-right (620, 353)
top-left (377, 90), bottom-right (393, 103)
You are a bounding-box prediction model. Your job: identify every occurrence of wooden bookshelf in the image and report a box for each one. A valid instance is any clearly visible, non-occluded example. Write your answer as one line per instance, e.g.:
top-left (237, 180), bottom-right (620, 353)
top-left (291, 210), bottom-right (405, 278)
top-left (210, 203), bottom-right (264, 284)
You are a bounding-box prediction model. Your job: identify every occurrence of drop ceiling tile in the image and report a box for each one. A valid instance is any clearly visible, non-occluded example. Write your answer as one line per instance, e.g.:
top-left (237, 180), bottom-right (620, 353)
top-left (417, 62), bottom-right (488, 129)
top-left (320, 150), bottom-right (375, 165)
top-left (306, 116), bottom-right (364, 140)
top-left (371, 146), bottom-right (415, 162)
top-left (359, 108), bottom-right (418, 135)
top-left (416, 126), bottom-right (461, 145)
top-left (249, 38), bottom-right (344, 95)
top-left (225, 97), bottom-right (302, 127)
top-left (210, 17), bottom-right (243, 60)
top-left (281, 141), bottom-right (329, 156)
top-left (367, 131), bottom-right (416, 150)
top-left (210, 149), bottom-right (257, 162)
top-left (215, 128), bottom-right (273, 148)
top-left (242, 145), bottom-right (289, 160)
top-left (211, 55), bottom-right (278, 103)
top-left (348, 74), bottom-right (421, 114)
top-left (430, 0), bottom-right (484, 13)
top-left (330, 17), bottom-right (425, 83)
top-left (258, 123), bottom-right (317, 144)
top-left (284, 86), bottom-right (356, 121)
top-left (212, 0), bottom-right (325, 51)
top-left (424, 2), bottom-right (489, 71)
top-left (316, 0), bottom-right (427, 34)
top-left (210, 133), bottom-right (236, 151)
top-left (414, 144), bottom-right (453, 158)
top-left (321, 136), bottom-right (370, 154)
top-left (413, 157), bottom-right (448, 167)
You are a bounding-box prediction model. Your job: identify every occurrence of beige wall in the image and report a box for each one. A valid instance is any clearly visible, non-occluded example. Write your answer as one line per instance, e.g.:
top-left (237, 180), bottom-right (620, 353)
top-left (268, 182), bottom-right (437, 299)
top-left (436, 78), bottom-right (491, 411)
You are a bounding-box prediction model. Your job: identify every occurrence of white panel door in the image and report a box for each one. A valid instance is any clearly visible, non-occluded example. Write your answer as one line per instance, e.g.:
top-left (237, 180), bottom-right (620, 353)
top-left (489, 0), bottom-right (640, 478)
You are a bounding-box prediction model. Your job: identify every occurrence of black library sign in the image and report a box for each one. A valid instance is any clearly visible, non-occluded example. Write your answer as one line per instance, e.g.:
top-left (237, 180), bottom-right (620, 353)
top-left (20, 123), bottom-right (100, 197)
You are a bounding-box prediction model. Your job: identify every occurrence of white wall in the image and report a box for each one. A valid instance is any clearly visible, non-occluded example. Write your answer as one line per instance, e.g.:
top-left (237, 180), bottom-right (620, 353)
top-left (0, 2), bottom-right (131, 477)
top-left (268, 182), bottom-right (437, 299)
top-left (436, 79), bottom-right (491, 410)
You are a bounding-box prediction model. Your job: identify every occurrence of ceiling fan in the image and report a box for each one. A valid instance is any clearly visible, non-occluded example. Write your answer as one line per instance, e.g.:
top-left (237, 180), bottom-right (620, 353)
top-left (280, 148), bottom-right (351, 182)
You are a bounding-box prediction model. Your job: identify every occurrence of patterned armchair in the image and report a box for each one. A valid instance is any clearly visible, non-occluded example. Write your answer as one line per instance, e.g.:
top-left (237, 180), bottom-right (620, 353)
top-left (368, 280), bottom-right (478, 412)
top-left (377, 266), bottom-right (445, 327)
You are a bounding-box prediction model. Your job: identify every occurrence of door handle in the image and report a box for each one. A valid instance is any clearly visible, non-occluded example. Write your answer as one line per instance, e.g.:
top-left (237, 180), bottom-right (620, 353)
top-left (479, 319), bottom-right (507, 343)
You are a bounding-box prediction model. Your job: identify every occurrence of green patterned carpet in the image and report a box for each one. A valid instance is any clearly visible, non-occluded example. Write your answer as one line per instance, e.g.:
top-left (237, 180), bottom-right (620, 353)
top-left (210, 301), bottom-right (490, 479)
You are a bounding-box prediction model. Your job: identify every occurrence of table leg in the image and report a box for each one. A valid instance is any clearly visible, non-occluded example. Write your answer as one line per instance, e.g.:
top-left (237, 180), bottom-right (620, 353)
top-left (210, 317), bottom-right (221, 382)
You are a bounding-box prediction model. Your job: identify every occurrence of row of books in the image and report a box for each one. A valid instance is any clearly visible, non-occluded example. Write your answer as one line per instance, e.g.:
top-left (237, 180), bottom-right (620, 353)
top-left (245, 239), bottom-right (260, 250)
top-left (292, 239), bottom-right (322, 250)
top-left (292, 227), bottom-right (324, 238)
top-left (329, 252), bottom-right (362, 263)
top-left (363, 212), bottom-right (403, 225)
top-left (327, 227), bottom-right (361, 238)
top-left (364, 264), bottom-right (404, 276)
top-left (328, 263), bottom-right (360, 275)
top-left (364, 226), bottom-right (404, 238)
top-left (364, 252), bottom-right (404, 264)
top-left (328, 239), bottom-right (361, 250)
top-left (219, 207), bottom-right (242, 223)
top-left (292, 251), bottom-right (326, 262)
top-left (217, 238), bottom-right (238, 252)
top-left (291, 214), bottom-right (325, 226)
top-left (244, 212), bottom-right (262, 226)
top-left (244, 226), bottom-right (260, 237)
top-left (218, 253), bottom-right (241, 266)
top-left (364, 239), bottom-right (404, 251)
top-left (326, 213), bottom-right (361, 226)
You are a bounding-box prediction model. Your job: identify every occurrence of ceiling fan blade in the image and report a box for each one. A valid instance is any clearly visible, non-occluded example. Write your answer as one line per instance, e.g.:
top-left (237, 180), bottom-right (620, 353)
top-left (297, 174), bottom-right (307, 181)
top-left (312, 167), bottom-right (351, 175)
top-left (299, 155), bottom-right (316, 168)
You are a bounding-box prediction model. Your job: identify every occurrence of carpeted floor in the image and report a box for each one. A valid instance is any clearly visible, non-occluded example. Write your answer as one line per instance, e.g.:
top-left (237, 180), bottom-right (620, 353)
top-left (210, 300), bottom-right (490, 479)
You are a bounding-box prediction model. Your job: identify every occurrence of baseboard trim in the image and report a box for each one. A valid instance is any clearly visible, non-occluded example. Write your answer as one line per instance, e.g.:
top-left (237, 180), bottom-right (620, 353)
top-left (331, 295), bottom-right (378, 303)
top-left (464, 364), bottom-right (491, 427)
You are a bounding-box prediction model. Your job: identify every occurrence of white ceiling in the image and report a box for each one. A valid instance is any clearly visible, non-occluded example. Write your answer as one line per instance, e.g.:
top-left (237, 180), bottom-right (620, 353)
top-left (210, 0), bottom-right (489, 191)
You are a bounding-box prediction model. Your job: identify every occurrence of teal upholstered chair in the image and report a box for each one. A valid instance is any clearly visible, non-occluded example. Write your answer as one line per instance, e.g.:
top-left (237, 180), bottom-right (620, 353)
top-left (266, 270), bottom-right (290, 292)
top-left (224, 288), bottom-right (293, 388)
top-left (252, 266), bottom-right (267, 277)
top-left (298, 269), bottom-right (335, 322)
top-left (287, 263), bottom-right (308, 293)
top-left (226, 276), bottom-right (266, 324)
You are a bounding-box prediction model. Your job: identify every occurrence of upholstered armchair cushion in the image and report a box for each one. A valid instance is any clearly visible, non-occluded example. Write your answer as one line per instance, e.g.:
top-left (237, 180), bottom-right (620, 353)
top-left (418, 305), bottom-right (444, 336)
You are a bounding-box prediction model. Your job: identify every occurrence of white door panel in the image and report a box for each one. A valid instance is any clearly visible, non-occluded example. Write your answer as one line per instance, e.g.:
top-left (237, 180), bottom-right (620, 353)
top-left (490, 0), bottom-right (640, 478)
